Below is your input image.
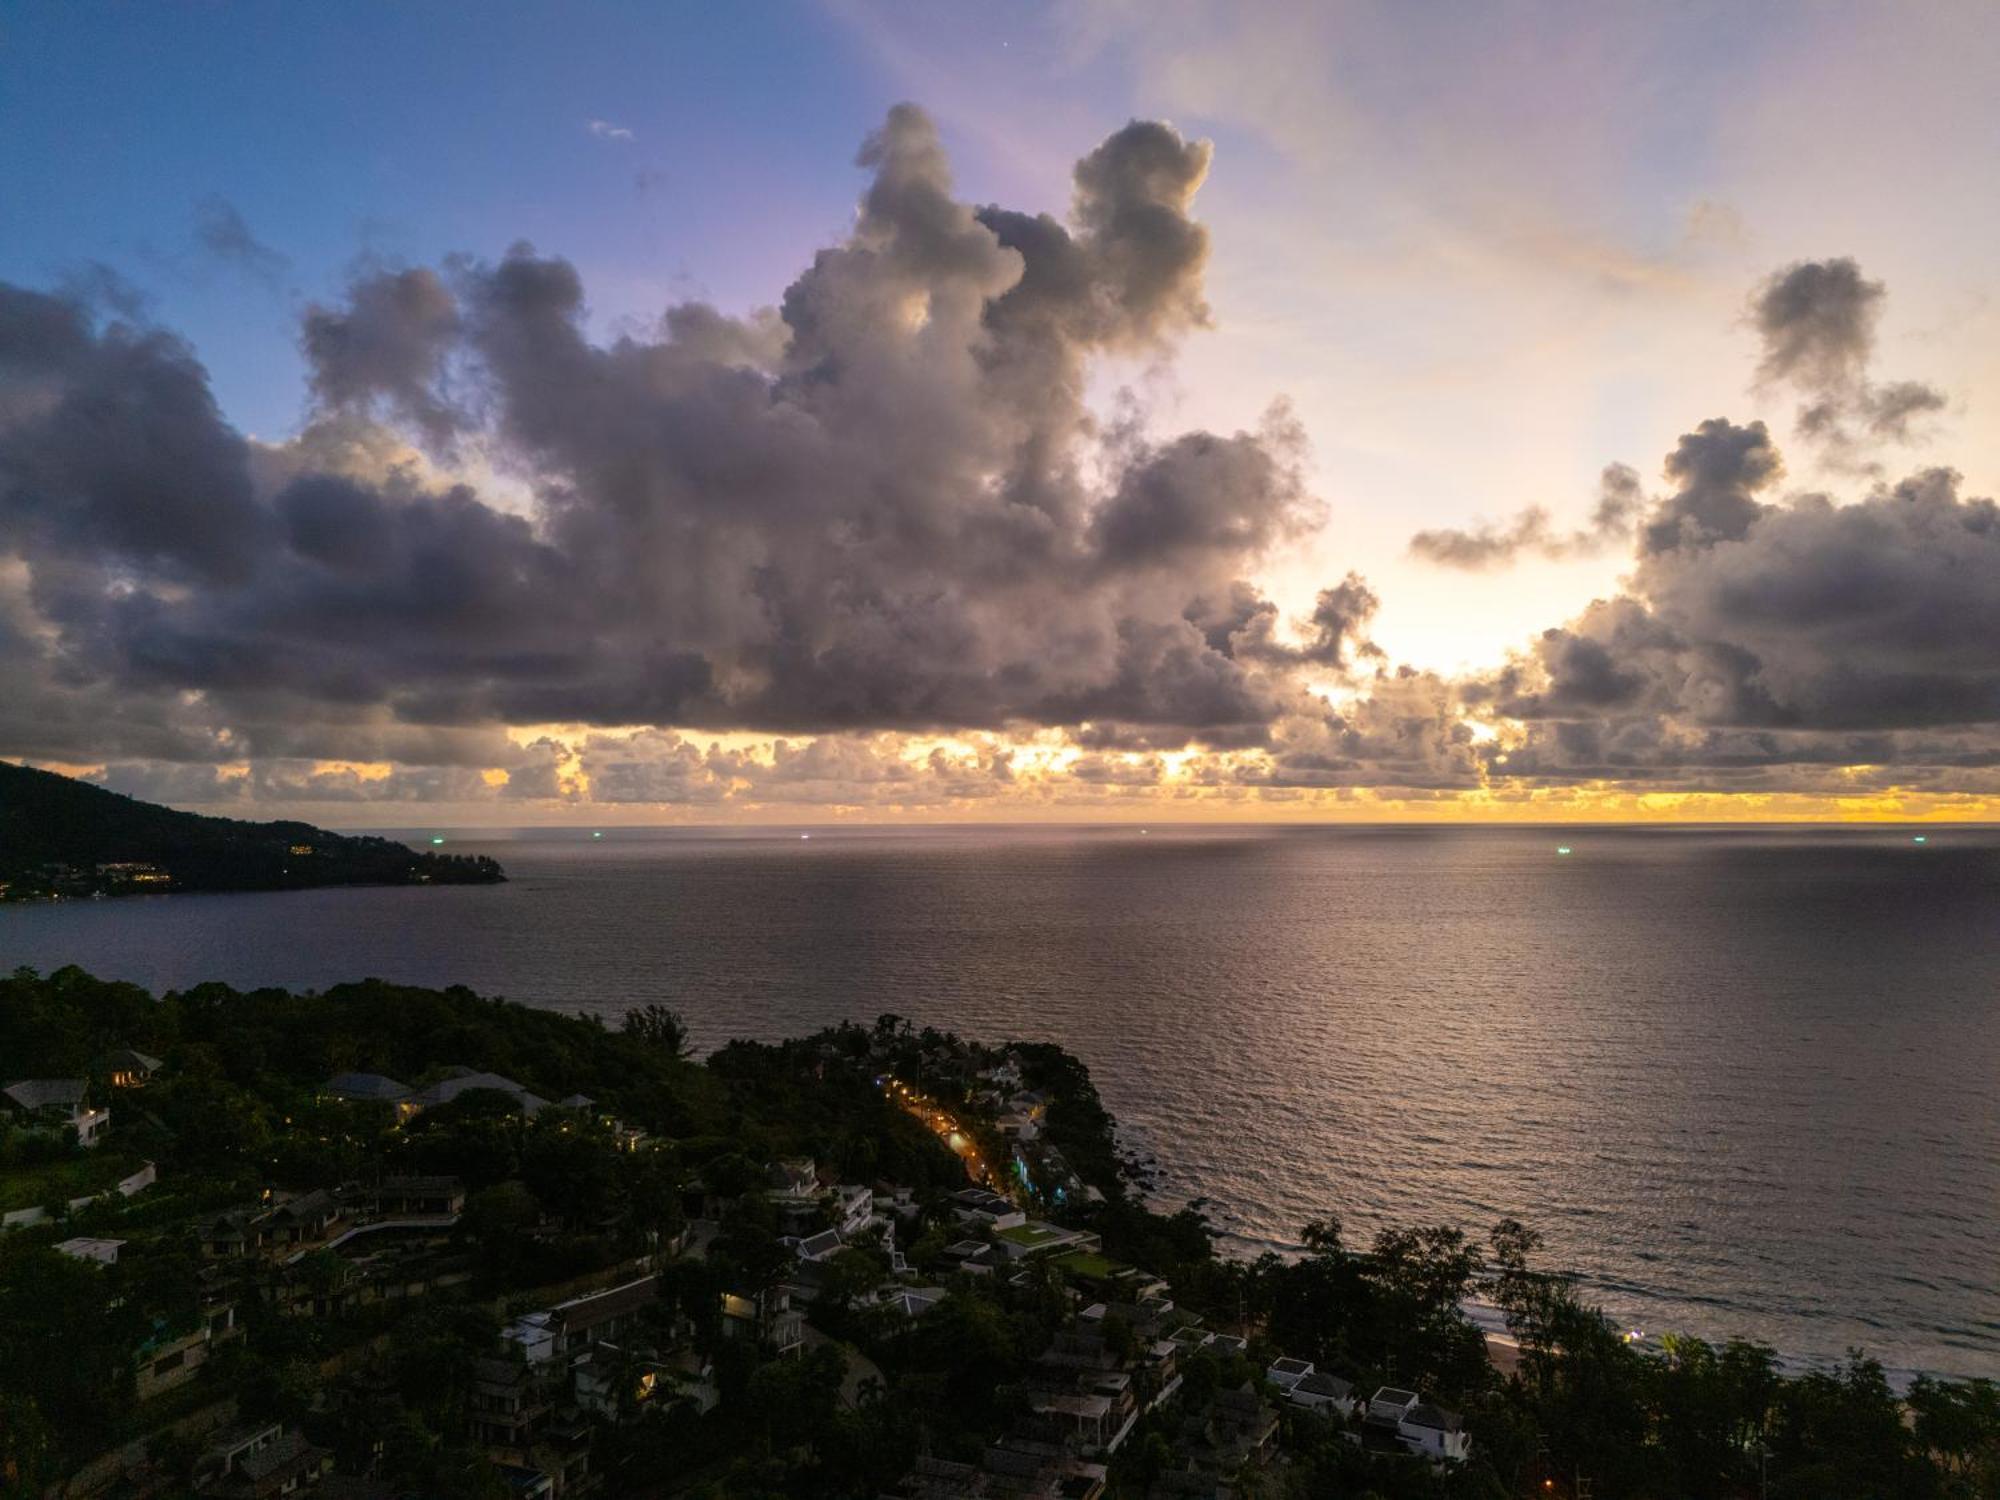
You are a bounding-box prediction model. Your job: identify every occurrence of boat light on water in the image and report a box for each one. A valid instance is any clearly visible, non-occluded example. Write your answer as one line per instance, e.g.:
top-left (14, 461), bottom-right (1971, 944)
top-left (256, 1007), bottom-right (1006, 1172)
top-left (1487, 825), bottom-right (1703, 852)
top-left (1913, 834), bottom-right (1927, 844)
top-left (1557, 845), bottom-right (1572, 856)
top-left (430, 836), bottom-right (445, 845)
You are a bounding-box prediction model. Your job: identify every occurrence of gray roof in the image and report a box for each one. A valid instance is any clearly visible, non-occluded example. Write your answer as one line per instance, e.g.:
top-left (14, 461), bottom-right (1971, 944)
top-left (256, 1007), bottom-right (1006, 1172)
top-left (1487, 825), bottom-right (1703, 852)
top-left (1404, 1401), bottom-right (1462, 1432)
top-left (410, 1070), bottom-right (548, 1115)
top-left (1296, 1371), bottom-right (1353, 1398)
top-left (236, 1431), bottom-right (323, 1483)
top-left (324, 1071), bottom-right (411, 1101)
top-left (102, 1048), bottom-right (163, 1073)
top-left (3, 1078), bottom-right (87, 1111)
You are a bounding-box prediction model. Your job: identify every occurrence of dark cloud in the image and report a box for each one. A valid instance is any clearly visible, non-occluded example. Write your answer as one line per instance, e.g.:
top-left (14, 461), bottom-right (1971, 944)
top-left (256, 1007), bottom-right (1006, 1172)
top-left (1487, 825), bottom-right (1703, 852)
top-left (1751, 257), bottom-right (1946, 468)
top-left (0, 106), bottom-right (1359, 779)
top-left (1474, 447), bottom-right (2000, 785)
top-left (300, 267), bottom-right (463, 446)
top-left (1641, 418), bottom-right (1781, 554)
top-left (194, 198), bottom-right (291, 288)
top-left (10, 128), bottom-right (1998, 810)
top-left (1408, 463), bottom-right (1644, 570)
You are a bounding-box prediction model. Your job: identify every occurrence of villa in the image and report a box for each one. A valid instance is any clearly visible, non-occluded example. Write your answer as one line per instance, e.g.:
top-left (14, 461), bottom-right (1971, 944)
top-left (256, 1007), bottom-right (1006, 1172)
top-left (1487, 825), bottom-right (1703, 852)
top-left (2, 1077), bottom-right (110, 1146)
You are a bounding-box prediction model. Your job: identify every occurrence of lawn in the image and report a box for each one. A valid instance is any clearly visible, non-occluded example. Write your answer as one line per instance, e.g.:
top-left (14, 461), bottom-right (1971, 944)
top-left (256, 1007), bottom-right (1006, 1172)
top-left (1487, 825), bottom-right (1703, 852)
top-left (1051, 1249), bottom-right (1127, 1281)
top-left (0, 1149), bottom-right (143, 1213)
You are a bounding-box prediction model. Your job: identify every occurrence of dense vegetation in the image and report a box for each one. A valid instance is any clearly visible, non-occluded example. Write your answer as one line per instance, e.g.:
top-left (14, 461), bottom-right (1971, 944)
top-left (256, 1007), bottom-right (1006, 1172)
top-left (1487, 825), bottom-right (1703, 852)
top-left (0, 761), bottom-right (503, 896)
top-left (0, 966), bottom-right (1995, 1499)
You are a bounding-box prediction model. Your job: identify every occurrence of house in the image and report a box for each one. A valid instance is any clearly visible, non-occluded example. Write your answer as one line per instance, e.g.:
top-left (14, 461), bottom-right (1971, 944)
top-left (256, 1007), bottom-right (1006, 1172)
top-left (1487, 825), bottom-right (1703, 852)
top-left (262, 1190), bottom-right (345, 1250)
top-left (550, 1275), bottom-right (658, 1355)
top-left (371, 1174), bottom-right (466, 1216)
top-left (506, 1275), bottom-right (658, 1363)
top-left (469, 1357), bottom-right (552, 1448)
top-left (408, 1068), bottom-right (549, 1117)
top-left (1398, 1401), bottom-right (1471, 1462)
top-left (572, 1342), bottom-right (705, 1421)
top-left (669, 1349), bottom-right (721, 1414)
top-left (137, 1299), bottom-right (239, 1398)
top-left (200, 1208), bottom-right (261, 1260)
top-left (992, 1219), bottom-right (1100, 1262)
top-left (199, 1421), bottom-right (284, 1485)
top-left (196, 1421), bottom-right (330, 1497)
top-left (952, 1187), bottom-right (1026, 1231)
top-left (2, 1078), bottom-right (110, 1146)
top-left (213, 1429), bottom-right (330, 1498)
top-left (886, 1286), bottom-right (947, 1320)
top-left (766, 1157), bottom-right (823, 1233)
top-left (828, 1181), bottom-right (874, 1235)
top-left (941, 1239), bottom-right (1000, 1276)
top-left (321, 1073), bottom-right (416, 1120)
top-left (721, 1285), bottom-right (804, 1356)
top-left (793, 1227), bottom-right (847, 1263)
top-left (102, 1048), bottom-right (163, 1088)
top-left (1364, 1386), bottom-right (1421, 1428)
top-left (55, 1236), bottom-right (126, 1265)
top-left (1264, 1356), bottom-right (1314, 1393)
top-left (1289, 1371), bottom-right (1356, 1418)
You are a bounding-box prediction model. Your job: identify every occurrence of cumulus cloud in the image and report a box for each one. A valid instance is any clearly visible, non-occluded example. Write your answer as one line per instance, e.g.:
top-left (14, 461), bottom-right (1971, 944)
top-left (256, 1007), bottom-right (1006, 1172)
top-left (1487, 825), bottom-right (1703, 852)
top-left (1470, 447), bottom-right (2000, 787)
top-left (586, 119), bottom-right (635, 141)
top-left (0, 106), bottom-right (1368, 796)
top-left (1751, 257), bottom-right (1947, 469)
top-left (6, 127), bottom-right (1998, 814)
top-left (1408, 463), bottom-right (1643, 570)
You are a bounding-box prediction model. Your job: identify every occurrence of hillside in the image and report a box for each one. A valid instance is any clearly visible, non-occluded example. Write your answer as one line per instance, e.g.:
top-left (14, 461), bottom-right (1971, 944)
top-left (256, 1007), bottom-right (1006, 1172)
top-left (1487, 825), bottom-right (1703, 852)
top-left (0, 761), bottom-right (503, 898)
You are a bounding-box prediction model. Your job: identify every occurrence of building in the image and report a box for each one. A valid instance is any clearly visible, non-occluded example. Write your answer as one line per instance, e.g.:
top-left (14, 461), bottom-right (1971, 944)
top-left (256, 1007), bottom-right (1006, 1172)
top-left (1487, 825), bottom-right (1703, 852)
top-left (55, 1236), bottom-right (126, 1265)
top-left (371, 1174), bottom-right (466, 1216)
top-left (102, 1048), bottom-right (163, 1088)
top-left (505, 1275), bottom-right (659, 1364)
top-left (198, 1422), bottom-right (330, 1498)
top-left (321, 1073), bottom-right (416, 1121)
top-left (1398, 1401), bottom-right (1470, 1462)
top-left (469, 1358), bottom-right (552, 1448)
top-left (720, 1285), bottom-right (804, 1356)
top-left (1264, 1357), bottom-right (1314, 1393)
top-left (1289, 1370), bottom-right (1356, 1418)
top-left (2, 1077), bottom-right (110, 1146)
top-left (1363, 1386), bottom-right (1469, 1462)
top-left (407, 1067), bottom-right (550, 1117)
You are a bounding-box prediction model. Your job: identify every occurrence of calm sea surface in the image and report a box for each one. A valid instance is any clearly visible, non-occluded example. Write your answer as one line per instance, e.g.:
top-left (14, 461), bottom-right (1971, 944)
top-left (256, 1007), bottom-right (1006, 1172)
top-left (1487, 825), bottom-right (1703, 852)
top-left (4, 824), bottom-right (1996, 1379)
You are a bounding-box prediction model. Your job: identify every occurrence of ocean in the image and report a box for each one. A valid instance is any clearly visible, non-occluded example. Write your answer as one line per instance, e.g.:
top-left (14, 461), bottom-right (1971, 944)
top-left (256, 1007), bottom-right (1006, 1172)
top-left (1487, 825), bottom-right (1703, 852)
top-left (4, 822), bottom-right (1995, 1380)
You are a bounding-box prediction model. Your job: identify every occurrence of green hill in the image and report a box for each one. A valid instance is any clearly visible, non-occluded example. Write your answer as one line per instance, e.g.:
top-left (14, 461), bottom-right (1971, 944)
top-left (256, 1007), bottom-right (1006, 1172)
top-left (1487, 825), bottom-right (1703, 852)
top-left (0, 761), bottom-right (504, 898)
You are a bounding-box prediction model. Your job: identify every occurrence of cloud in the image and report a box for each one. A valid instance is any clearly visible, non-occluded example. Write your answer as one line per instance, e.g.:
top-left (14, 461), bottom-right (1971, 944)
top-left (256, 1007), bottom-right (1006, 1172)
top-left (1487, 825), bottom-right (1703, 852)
top-left (7, 116), bottom-right (2000, 813)
top-left (1751, 257), bottom-right (1947, 469)
top-left (1470, 450), bottom-right (2000, 785)
top-left (586, 119), bottom-right (635, 142)
top-left (0, 106), bottom-right (1360, 784)
top-left (1408, 464), bottom-right (1644, 570)
top-left (193, 197), bottom-right (291, 288)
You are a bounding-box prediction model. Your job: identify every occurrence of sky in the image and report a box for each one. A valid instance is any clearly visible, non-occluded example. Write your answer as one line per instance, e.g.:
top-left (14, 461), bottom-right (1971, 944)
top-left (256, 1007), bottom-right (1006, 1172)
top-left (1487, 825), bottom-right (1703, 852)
top-left (3, 0), bottom-right (1999, 823)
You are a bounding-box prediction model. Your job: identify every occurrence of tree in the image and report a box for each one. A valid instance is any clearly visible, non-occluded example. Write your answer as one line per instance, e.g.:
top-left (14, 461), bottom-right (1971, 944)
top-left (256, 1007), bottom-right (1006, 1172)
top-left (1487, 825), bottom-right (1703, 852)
top-left (1910, 1376), bottom-right (2000, 1498)
top-left (624, 1004), bottom-right (692, 1060)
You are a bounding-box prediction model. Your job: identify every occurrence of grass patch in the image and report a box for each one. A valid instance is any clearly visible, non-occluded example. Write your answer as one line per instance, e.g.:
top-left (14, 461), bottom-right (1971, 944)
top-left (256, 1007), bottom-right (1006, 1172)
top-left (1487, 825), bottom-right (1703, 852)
top-left (1051, 1249), bottom-right (1126, 1281)
top-left (0, 1150), bottom-right (141, 1213)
